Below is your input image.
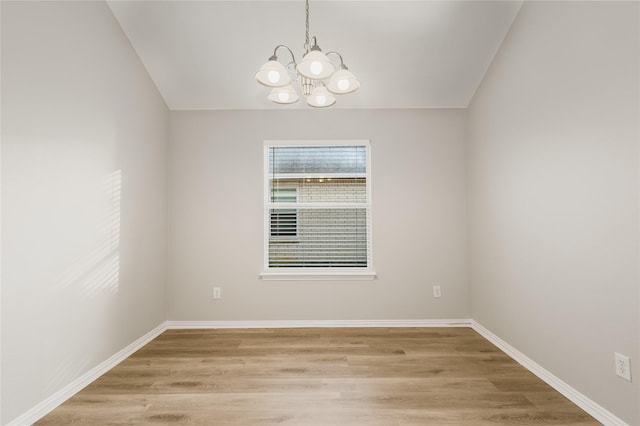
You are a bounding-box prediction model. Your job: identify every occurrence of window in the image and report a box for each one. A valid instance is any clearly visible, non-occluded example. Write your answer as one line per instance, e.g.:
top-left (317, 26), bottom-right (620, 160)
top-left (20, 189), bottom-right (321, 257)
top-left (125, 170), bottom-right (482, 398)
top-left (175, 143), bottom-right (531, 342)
top-left (261, 140), bottom-right (375, 280)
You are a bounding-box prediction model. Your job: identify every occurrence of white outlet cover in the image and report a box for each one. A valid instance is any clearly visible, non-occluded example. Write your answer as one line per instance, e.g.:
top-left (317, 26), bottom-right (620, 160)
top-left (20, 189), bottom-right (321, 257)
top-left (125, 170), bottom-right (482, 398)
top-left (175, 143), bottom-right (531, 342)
top-left (615, 352), bottom-right (632, 382)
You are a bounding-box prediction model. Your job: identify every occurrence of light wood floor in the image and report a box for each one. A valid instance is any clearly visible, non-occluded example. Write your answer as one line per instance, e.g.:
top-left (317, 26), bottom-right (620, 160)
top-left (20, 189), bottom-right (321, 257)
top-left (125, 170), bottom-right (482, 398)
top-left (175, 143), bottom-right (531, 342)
top-left (37, 328), bottom-right (599, 425)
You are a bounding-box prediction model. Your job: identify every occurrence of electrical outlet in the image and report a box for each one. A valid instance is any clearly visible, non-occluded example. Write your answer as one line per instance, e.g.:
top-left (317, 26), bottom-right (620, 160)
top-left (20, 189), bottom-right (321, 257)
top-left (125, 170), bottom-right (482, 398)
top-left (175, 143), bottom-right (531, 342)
top-left (433, 286), bottom-right (441, 298)
top-left (213, 287), bottom-right (221, 300)
top-left (615, 352), bottom-right (631, 382)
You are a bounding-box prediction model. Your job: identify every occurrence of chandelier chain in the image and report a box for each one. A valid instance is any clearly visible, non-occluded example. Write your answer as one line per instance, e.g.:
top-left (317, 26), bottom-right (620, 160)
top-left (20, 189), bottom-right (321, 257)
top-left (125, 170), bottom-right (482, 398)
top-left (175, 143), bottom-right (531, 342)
top-left (304, 0), bottom-right (310, 51)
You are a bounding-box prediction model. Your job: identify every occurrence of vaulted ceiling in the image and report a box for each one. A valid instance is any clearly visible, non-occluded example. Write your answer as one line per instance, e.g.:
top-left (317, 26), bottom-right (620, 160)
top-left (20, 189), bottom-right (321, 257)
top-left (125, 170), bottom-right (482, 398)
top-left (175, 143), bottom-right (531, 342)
top-left (107, 1), bottom-right (523, 110)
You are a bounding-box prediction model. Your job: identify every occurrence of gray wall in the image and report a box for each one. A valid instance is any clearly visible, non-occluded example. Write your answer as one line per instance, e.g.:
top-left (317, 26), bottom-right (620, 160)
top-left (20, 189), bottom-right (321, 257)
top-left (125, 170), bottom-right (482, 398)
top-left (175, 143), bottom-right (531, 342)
top-left (467, 2), bottom-right (639, 424)
top-left (1, 2), bottom-right (169, 423)
top-left (168, 109), bottom-right (469, 321)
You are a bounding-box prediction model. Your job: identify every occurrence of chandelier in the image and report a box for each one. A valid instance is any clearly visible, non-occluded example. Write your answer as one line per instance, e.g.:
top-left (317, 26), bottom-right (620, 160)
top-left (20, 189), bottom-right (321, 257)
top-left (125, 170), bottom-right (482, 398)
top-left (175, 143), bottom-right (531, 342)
top-left (255, 0), bottom-right (360, 108)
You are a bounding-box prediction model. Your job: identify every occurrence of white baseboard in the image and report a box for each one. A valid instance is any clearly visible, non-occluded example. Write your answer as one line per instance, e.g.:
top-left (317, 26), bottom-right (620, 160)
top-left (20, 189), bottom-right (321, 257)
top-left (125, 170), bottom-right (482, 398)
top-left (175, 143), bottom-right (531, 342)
top-left (471, 320), bottom-right (628, 426)
top-left (6, 321), bottom-right (168, 426)
top-left (166, 318), bottom-right (472, 329)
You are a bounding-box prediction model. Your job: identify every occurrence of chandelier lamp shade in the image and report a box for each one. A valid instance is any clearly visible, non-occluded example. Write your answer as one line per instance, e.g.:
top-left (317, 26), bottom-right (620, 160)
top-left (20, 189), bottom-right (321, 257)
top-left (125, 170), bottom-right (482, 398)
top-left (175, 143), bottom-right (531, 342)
top-left (307, 83), bottom-right (336, 108)
top-left (268, 85), bottom-right (299, 104)
top-left (256, 58), bottom-right (291, 88)
top-left (255, 0), bottom-right (359, 108)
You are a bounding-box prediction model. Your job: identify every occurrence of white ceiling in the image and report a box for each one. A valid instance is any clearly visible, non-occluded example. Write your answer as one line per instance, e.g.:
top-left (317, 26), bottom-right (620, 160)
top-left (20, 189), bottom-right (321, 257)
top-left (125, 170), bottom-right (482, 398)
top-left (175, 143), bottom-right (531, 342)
top-left (107, 1), bottom-right (523, 110)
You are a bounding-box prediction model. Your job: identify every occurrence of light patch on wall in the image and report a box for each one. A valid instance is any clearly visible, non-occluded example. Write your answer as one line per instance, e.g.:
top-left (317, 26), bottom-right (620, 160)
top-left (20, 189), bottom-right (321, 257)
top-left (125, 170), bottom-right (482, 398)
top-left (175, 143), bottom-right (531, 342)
top-left (52, 170), bottom-right (121, 297)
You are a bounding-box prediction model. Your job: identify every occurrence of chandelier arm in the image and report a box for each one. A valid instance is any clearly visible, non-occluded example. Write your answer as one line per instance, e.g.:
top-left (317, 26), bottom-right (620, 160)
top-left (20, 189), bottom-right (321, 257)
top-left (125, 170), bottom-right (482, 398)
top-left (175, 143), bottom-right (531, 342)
top-left (325, 51), bottom-right (346, 68)
top-left (272, 44), bottom-right (298, 66)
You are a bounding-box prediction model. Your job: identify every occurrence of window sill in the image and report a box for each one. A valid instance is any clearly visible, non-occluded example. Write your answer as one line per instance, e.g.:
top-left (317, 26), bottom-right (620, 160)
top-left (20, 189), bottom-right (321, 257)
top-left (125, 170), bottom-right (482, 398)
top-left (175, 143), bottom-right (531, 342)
top-left (260, 270), bottom-right (377, 281)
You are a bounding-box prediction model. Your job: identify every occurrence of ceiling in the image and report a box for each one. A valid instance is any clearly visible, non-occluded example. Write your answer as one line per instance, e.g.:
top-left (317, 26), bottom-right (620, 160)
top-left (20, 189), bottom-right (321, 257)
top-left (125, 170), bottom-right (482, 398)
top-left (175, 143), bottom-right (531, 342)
top-left (107, 1), bottom-right (523, 110)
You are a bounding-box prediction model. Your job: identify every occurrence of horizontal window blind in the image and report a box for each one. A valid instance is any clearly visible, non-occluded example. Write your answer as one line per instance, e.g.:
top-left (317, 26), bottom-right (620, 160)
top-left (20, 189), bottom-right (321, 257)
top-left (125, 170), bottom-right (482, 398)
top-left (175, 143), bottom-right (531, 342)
top-left (270, 188), bottom-right (297, 237)
top-left (265, 143), bottom-right (371, 271)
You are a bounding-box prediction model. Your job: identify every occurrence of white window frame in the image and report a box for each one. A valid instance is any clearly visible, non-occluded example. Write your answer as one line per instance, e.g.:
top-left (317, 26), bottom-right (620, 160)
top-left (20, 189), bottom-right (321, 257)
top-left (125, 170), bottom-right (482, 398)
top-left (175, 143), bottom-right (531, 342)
top-left (260, 140), bottom-right (376, 281)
